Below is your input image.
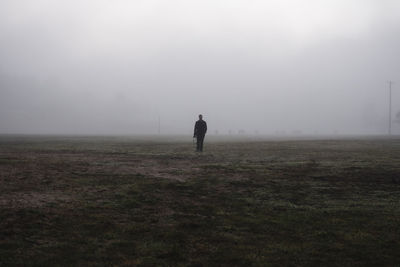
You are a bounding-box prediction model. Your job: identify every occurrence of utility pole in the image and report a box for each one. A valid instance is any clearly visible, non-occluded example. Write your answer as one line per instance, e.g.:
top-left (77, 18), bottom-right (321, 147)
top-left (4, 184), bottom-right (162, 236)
top-left (388, 81), bottom-right (394, 135)
top-left (158, 115), bottom-right (161, 134)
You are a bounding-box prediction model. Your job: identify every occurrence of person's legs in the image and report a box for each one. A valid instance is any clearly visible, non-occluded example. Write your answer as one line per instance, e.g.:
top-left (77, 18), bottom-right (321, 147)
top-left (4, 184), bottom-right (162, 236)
top-left (196, 137), bottom-right (201, 151)
top-left (199, 135), bottom-right (205, 152)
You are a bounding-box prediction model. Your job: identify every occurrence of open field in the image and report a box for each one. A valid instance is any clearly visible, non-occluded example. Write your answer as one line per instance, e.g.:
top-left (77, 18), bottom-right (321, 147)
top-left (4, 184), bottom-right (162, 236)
top-left (1, 135), bottom-right (400, 266)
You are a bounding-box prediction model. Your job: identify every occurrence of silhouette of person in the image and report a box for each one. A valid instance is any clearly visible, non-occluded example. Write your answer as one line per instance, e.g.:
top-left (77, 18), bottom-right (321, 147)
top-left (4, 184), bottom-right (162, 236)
top-left (193, 114), bottom-right (207, 152)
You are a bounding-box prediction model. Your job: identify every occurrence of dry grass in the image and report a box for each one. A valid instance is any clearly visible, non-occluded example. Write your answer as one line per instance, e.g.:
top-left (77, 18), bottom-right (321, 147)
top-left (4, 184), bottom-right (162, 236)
top-left (1, 135), bottom-right (400, 266)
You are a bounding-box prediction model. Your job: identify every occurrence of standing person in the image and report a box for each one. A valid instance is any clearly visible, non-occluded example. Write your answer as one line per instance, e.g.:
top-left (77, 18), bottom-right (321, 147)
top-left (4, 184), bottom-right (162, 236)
top-left (193, 114), bottom-right (207, 152)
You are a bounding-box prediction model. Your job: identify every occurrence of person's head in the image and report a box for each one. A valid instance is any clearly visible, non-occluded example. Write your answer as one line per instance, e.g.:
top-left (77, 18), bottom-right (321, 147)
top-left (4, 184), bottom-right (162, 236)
top-left (199, 114), bottom-right (203, 120)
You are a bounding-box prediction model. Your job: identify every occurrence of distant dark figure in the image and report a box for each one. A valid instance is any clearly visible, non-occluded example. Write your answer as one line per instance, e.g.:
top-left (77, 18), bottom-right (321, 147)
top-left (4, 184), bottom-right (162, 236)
top-left (193, 114), bottom-right (207, 152)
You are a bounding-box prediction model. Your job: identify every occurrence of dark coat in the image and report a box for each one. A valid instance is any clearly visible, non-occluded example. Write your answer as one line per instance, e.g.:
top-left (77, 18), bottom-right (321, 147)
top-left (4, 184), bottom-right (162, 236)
top-left (194, 120), bottom-right (207, 137)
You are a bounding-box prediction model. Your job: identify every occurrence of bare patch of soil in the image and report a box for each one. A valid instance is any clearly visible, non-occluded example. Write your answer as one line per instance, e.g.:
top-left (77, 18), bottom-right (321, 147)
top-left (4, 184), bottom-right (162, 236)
top-left (0, 191), bottom-right (72, 209)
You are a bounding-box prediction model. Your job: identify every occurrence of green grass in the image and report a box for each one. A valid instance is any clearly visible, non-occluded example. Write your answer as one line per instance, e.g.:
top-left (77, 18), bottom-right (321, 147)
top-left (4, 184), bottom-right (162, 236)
top-left (0, 135), bottom-right (400, 266)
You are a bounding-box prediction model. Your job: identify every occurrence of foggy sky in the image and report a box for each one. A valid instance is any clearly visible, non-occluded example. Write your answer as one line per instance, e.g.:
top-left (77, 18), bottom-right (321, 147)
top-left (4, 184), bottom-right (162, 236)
top-left (1, 0), bottom-right (400, 135)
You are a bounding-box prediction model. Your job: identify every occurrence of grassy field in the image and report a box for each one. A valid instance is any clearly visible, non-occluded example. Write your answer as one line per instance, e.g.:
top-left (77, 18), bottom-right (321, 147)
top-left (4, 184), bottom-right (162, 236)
top-left (1, 135), bottom-right (400, 266)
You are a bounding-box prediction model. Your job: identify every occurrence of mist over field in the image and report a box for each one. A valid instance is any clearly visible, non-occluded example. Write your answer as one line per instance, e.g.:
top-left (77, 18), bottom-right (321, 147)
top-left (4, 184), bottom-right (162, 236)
top-left (1, 0), bottom-right (400, 135)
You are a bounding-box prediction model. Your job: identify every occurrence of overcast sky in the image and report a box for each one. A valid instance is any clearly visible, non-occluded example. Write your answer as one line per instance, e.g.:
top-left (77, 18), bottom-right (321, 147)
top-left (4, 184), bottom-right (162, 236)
top-left (1, 0), bottom-right (400, 135)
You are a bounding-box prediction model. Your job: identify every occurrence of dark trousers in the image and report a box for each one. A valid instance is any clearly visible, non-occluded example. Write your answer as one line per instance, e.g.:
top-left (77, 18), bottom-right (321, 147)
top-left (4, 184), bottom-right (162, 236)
top-left (196, 134), bottom-right (205, 152)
